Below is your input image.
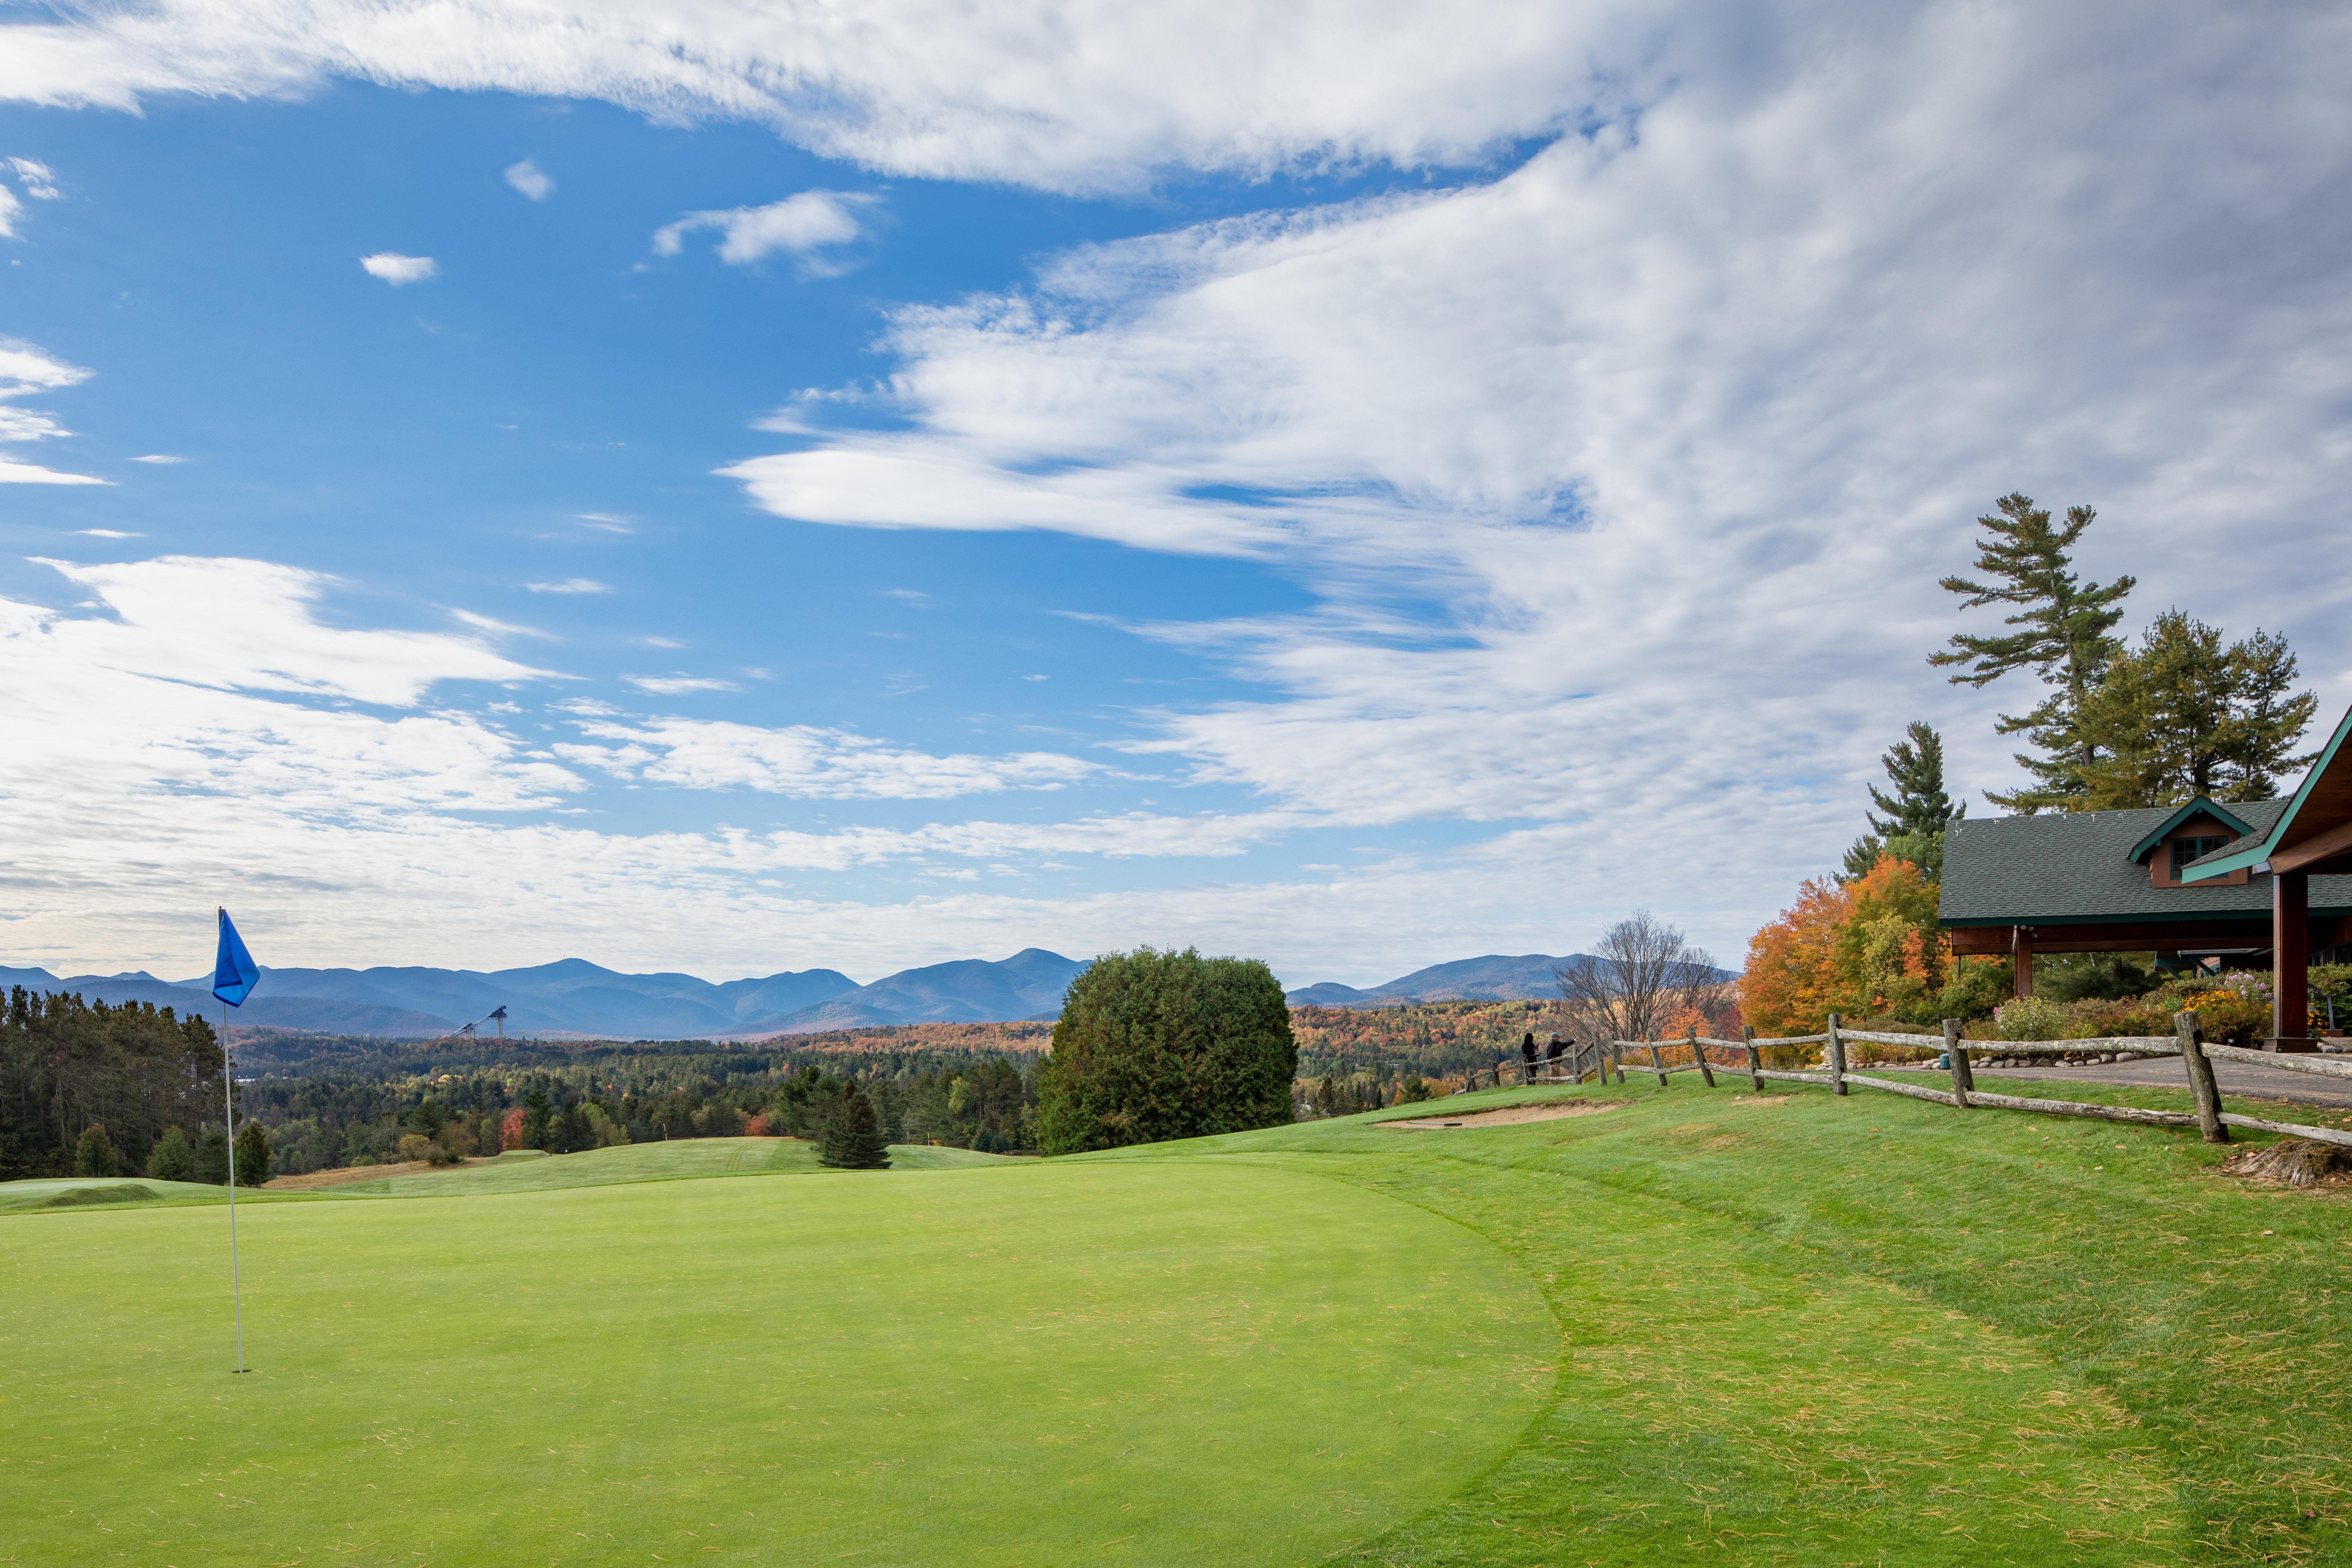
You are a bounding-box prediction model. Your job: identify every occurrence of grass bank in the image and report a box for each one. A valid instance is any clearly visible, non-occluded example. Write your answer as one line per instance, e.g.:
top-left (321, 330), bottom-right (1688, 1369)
top-left (4, 1077), bottom-right (2348, 1564)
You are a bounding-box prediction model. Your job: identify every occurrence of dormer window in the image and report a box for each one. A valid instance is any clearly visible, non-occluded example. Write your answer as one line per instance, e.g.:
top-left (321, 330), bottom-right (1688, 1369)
top-left (2170, 836), bottom-right (2229, 879)
top-left (2128, 797), bottom-right (2257, 888)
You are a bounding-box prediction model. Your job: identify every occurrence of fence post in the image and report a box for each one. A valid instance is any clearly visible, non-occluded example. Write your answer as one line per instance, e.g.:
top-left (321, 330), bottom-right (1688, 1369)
top-left (1942, 1018), bottom-right (1972, 1108)
top-left (2177, 1010), bottom-right (2228, 1144)
top-left (1611, 1045), bottom-right (1625, 1084)
top-left (1741, 1025), bottom-right (1764, 1093)
top-left (1688, 1025), bottom-right (1716, 1088)
top-left (1827, 1013), bottom-right (1848, 1096)
top-left (1646, 1041), bottom-right (1670, 1086)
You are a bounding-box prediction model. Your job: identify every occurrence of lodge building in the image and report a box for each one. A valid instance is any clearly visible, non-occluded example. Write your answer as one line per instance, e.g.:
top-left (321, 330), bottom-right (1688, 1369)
top-left (1939, 704), bottom-right (2352, 1049)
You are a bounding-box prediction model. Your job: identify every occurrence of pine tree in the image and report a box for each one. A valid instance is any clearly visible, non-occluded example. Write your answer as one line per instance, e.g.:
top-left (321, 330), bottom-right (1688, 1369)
top-left (1930, 494), bottom-right (2135, 812)
top-left (522, 1087), bottom-right (553, 1151)
top-left (819, 1085), bottom-right (891, 1169)
top-left (2072, 611), bottom-right (2318, 808)
top-left (1842, 721), bottom-right (1965, 880)
top-left (195, 1126), bottom-right (231, 1186)
top-left (74, 1122), bottom-right (121, 1178)
top-left (147, 1125), bottom-right (195, 1182)
top-left (233, 1121), bottom-right (271, 1187)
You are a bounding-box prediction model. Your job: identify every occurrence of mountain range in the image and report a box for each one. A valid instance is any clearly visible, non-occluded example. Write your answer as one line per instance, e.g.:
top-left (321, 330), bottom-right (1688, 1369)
top-left (0, 953), bottom-right (1079, 1040)
top-left (0, 948), bottom-right (1730, 1038)
top-left (1282, 952), bottom-right (1734, 1008)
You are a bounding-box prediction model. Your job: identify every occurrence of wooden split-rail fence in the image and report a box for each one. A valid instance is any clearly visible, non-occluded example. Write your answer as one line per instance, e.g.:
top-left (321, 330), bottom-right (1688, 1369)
top-left (1486, 1013), bottom-right (2352, 1149)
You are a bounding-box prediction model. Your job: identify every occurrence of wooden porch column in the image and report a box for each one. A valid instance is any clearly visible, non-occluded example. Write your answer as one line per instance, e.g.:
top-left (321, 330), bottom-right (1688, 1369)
top-left (2275, 870), bottom-right (2310, 1044)
top-left (2012, 925), bottom-right (2034, 998)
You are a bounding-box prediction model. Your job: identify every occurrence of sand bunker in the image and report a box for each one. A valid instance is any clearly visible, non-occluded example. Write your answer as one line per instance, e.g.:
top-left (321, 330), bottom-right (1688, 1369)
top-left (1376, 1100), bottom-right (1623, 1130)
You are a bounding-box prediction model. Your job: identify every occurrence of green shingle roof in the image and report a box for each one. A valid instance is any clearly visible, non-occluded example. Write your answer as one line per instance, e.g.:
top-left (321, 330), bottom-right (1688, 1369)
top-left (1939, 799), bottom-right (2352, 926)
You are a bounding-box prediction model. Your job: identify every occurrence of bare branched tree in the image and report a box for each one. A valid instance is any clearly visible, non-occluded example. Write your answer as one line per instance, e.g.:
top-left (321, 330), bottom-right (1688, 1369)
top-left (1554, 911), bottom-right (1720, 1044)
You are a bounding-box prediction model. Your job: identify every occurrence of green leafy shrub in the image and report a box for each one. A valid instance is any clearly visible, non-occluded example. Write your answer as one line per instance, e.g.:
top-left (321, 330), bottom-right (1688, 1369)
top-left (146, 1126), bottom-right (195, 1182)
top-left (1991, 995), bottom-right (2073, 1041)
top-left (73, 1123), bottom-right (121, 1178)
top-left (1037, 948), bottom-right (1296, 1155)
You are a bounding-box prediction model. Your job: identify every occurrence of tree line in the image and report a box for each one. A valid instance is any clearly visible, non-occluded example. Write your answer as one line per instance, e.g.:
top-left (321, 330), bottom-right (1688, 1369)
top-left (1, 986), bottom-right (1047, 1181)
top-left (1, 989), bottom-right (229, 1182)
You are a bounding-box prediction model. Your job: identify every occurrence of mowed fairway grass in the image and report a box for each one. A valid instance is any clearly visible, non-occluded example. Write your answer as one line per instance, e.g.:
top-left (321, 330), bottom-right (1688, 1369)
top-left (1, 1153), bottom-right (1551, 1567)
top-left (8, 1073), bottom-right (2352, 1566)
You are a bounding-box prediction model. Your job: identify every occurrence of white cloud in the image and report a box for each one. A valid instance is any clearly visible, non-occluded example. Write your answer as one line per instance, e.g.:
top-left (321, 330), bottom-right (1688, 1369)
top-left (715, 4), bottom-right (2352, 948)
top-left (25, 556), bottom-right (555, 706)
top-left (450, 608), bottom-right (554, 639)
top-left (360, 251), bottom-right (437, 285)
top-left (8, 157), bottom-right (58, 198)
top-left (0, 458), bottom-right (107, 484)
top-left (635, 635), bottom-right (683, 648)
top-left (623, 674), bottom-right (740, 695)
top-left (0, 185), bottom-right (19, 239)
top-left (652, 190), bottom-right (877, 274)
top-left (503, 157), bottom-right (553, 200)
top-left (576, 512), bottom-right (630, 532)
top-left (0, 335), bottom-right (92, 398)
top-left (0, 407), bottom-right (70, 441)
top-left (0, 1), bottom-right (1657, 194)
top-left (74, 528), bottom-right (142, 538)
top-left (130, 453), bottom-right (184, 464)
top-left (0, 336), bottom-right (93, 461)
top-left (560, 715), bottom-right (1098, 798)
top-left (524, 577), bottom-right (611, 594)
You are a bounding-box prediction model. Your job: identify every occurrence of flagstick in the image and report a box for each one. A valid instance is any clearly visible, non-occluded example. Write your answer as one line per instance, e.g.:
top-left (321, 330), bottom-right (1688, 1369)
top-left (222, 997), bottom-right (246, 1374)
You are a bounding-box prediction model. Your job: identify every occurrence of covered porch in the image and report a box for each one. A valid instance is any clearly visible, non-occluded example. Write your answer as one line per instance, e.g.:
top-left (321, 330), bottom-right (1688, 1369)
top-left (1940, 708), bottom-right (2352, 1048)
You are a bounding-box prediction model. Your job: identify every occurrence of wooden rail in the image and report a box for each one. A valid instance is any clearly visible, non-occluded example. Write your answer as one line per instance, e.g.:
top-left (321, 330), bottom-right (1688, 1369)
top-left (1483, 1011), bottom-right (2352, 1153)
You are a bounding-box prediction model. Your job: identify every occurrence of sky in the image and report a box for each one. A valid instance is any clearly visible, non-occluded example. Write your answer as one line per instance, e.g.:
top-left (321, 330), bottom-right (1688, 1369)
top-left (2, 1), bottom-right (2349, 988)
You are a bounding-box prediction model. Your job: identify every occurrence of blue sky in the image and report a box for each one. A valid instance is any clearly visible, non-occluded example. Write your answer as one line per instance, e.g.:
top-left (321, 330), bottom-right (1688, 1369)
top-left (3, 4), bottom-right (2348, 985)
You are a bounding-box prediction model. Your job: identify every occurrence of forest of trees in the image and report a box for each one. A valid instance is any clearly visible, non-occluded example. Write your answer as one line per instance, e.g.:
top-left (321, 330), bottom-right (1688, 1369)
top-left (0, 994), bottom-right (1046, 1181)
top-left (0, 989), bottom-right (227, 1181)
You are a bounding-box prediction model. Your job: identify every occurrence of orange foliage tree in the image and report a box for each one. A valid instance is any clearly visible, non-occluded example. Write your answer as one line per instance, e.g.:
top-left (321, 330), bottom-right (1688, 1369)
top-left (498, 1105), bottom-right (527, 1151)
top-left (1742, 874), bottom-right (1858, 1037)
top-left (1743, 855), bottom-right (1998, 1035)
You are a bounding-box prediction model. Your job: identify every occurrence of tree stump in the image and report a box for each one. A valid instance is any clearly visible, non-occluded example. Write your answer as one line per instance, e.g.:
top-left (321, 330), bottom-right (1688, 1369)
top-left (2238, 1138), bottom-right (2352, 1187)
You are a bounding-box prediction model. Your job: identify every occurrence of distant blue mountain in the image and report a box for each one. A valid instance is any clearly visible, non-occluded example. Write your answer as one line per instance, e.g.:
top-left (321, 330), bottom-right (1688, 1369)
top-left (1284, 952), bottom-right (1732, 1008)
top-left (1, 950), bottom-right (1091, 1040)
top-left (0, 958), bottom-right (859, 1039)
top-left (762, 949), bottom-right (1087, 1034)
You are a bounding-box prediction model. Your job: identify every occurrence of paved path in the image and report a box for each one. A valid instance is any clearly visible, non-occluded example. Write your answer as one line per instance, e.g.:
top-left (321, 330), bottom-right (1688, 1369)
top-left (1973, 1055), bottom-right (2352, 1111)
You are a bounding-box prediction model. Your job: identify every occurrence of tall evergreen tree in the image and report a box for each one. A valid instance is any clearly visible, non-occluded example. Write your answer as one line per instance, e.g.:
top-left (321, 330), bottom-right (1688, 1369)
top-left (195, 1126), bottom-right (231, 1185)
top-left (1842, 722), bottom-right (1965, 880)
top-left (819, 1085), bottom-right (891, 1169)
top-left (521, 1087), bottom-right (553, 1150)
top-left (2072, 611), bottom-right (2317, 808)
top-left (233, 1121), bottom-right (271, 1187)
top-left (1930, 494), bottom-right (2135, 812)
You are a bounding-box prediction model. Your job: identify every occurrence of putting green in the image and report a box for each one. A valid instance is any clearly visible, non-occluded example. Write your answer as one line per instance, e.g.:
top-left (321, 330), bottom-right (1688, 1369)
top-left (1, 1160), bottom-right (1551, 1566)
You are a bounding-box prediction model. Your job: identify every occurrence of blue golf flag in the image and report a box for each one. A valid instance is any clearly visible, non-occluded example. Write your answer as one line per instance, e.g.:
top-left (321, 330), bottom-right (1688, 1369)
top-left (212, 907), bottom-right (260, 1007)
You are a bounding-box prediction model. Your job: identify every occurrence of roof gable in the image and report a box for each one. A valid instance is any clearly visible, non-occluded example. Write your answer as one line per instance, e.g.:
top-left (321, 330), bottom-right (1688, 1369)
top-left (2183, 703), bottom-right (2352, 880)
top-left (2127, 797), bottom-right (2256, 864)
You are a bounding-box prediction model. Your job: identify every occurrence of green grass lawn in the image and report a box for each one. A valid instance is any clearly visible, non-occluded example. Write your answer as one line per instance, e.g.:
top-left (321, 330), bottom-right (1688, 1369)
top-left (0, 1138), bottom-right (1016, 1211)
top-left (6, 1077), bottom-right (2350, 1565)
top-left (1, 1157), bottom-right (1547, 1567)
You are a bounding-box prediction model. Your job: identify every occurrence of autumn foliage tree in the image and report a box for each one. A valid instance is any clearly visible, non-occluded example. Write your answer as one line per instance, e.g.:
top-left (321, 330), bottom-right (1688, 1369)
top-left (1744, 855), bottom-right (2006, 1036)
